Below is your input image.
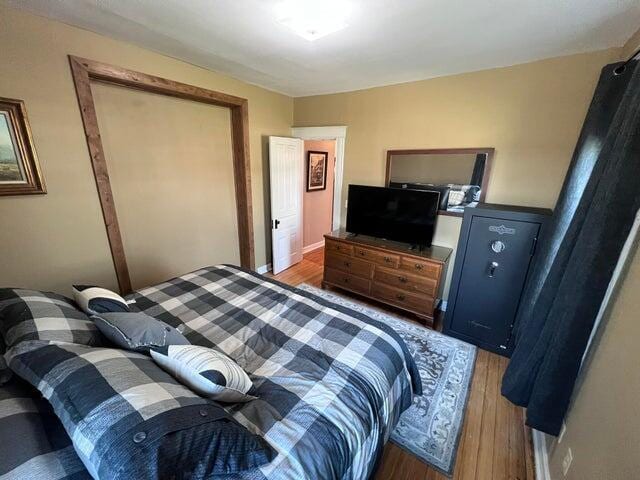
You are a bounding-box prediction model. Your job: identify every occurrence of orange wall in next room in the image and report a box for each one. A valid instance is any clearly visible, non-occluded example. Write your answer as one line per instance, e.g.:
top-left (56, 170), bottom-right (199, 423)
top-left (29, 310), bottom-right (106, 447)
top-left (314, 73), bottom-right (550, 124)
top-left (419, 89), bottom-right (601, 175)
top-left (303, 140), bottom-right (336, 249)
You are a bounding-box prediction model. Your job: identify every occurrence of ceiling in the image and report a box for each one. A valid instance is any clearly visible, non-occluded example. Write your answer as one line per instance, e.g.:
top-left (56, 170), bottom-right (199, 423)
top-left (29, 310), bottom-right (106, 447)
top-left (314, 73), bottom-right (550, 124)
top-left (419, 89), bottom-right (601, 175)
top-left (6, 0), bottom-right (640, 97)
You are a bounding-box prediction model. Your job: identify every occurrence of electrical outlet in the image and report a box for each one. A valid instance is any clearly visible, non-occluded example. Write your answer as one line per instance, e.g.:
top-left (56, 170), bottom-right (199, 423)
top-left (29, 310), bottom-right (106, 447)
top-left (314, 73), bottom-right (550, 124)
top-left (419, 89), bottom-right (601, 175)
top-left (558, 422), bottom-right (567, 443)
top-left (562, 448), bottom-right (573, 476)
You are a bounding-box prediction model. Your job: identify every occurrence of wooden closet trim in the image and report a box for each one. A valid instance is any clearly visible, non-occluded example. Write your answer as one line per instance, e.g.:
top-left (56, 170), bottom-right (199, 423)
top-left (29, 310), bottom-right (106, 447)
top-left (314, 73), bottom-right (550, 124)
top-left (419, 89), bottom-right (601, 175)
top-left (68, 55), bottom-right (254, 294)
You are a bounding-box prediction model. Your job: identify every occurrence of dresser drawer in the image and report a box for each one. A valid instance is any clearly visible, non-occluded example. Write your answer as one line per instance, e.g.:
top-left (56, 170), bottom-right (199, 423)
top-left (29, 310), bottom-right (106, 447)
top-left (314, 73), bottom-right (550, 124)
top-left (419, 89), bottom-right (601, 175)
top-left (399, 257), bottom-right (441, 278)
top-left (374, 266), bottom-right (437, 296)
top-left (324, 268), bottom-right (370, 295)
top-left (371, 282), bottom-right (434, 314)
top-left (353, 246), bottom-right (400, 268)
top-left (326, 252), bottom-right (371, 278)
top-left (325, 239), bottom-right (354, 257)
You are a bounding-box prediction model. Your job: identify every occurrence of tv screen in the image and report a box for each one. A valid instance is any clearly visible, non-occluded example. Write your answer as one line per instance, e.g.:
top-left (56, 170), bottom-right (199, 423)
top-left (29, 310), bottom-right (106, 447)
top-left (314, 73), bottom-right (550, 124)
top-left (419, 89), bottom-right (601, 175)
top-left (346, 185), bottom-right (439, 246)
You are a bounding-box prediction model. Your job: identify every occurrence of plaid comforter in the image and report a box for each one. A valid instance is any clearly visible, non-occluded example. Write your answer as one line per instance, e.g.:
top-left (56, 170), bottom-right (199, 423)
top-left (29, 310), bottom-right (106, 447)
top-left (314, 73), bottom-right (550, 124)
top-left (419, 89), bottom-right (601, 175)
top-left (1, 265), bottom-right (420, 480)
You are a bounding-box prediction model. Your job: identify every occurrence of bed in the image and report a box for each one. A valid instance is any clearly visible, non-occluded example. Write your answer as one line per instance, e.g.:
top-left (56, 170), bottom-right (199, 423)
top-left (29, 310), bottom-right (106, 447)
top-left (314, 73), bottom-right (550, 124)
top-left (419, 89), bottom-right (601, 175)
top-left (0, 265), bottom-right (421, 479)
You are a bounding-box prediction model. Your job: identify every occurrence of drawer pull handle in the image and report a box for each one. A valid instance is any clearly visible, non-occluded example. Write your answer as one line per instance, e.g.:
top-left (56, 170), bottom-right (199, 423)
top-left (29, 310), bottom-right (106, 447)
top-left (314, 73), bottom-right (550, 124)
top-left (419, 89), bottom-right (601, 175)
top-left (396, 294), bottom-right (406, 301)
top-left (336, 246), bottom-right (341, 251)
top-left (398, 276), bottom-right (408, 283)
top-left (344, 261), bottom-right (351, 267)
top-left (343, 277), bottom-right (350, 284)
top-left (358, 251), bottom-right (366, 256)
top-left (384, 256), bottom-right (392, 263)
top-left (414, 264), bottom-right (423, 270)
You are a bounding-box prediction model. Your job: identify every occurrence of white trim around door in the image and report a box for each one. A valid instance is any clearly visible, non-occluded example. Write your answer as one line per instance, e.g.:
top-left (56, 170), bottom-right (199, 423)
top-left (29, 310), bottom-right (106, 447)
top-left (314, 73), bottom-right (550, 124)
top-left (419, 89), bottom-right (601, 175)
top-left (291, 126), bottom-right (347, 231)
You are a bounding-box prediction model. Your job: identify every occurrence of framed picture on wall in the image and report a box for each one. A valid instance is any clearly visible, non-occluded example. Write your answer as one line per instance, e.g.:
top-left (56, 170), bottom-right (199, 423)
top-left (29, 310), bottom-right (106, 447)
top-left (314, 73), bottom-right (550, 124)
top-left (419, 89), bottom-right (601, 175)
top-left (0, 97), bottom-right (45, 196)
top-left (307, 150), bottom-right (328, 191)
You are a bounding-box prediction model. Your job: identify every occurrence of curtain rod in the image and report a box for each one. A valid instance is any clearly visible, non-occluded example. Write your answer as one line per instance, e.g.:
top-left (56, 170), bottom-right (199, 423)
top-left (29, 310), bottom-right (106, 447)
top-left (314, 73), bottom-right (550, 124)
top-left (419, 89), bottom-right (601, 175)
top-left (614, 46), bottom-right (639, 75)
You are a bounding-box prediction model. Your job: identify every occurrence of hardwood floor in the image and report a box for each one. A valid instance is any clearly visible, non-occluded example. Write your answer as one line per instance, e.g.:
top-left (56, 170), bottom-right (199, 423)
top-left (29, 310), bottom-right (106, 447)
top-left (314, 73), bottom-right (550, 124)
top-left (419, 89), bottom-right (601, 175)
top-left (269, 247), bottom-right (535, 480)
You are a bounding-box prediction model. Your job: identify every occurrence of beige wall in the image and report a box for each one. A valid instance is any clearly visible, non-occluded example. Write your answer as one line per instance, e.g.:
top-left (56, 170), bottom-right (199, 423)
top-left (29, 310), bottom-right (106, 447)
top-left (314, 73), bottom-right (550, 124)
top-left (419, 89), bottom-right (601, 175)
top-left (0, 5), bottom-right (293, 294)
top-left (303, 140), bottom-right (335, 249)
top-left (621, 26), bottom-right (640, 59)
top-left (294, 48), bottom-right (620, 298)
top-left (547, 242), bottom-right (640, 480)
top-left (92, 83), bottom-right (238, 290)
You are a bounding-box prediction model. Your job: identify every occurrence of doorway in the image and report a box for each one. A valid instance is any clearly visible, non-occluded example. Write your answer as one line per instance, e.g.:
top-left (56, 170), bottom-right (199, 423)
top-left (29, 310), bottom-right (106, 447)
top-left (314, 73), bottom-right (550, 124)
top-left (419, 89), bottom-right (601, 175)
top-left (303, 139), bottom-right (336, 253)
top-left (268, 126), bottom-right (346, 274)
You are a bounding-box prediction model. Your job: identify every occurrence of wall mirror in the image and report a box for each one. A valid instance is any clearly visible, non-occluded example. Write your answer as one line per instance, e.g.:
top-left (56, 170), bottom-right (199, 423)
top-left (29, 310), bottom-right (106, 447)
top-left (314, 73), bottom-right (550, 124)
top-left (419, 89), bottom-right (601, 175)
top-left (385, 148), bottom-right (494, 216)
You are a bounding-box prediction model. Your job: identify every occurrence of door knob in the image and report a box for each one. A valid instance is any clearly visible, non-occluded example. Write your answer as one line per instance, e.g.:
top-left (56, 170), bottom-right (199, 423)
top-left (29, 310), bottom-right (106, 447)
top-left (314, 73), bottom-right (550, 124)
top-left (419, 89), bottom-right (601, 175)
top-left (273, 219), bottom-right (280, 229)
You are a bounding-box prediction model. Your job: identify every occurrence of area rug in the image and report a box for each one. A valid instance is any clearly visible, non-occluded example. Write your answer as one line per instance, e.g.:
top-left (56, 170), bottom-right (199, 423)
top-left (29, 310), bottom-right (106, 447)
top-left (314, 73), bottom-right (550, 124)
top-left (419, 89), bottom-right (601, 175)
top-left (297, 284), bottom-right (476, 476)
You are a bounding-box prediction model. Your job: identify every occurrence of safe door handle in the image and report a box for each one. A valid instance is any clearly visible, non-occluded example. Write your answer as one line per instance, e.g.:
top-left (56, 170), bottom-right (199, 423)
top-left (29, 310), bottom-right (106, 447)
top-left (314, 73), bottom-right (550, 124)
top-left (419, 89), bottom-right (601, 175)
top-left (489, 261), bottom-right (499, 278)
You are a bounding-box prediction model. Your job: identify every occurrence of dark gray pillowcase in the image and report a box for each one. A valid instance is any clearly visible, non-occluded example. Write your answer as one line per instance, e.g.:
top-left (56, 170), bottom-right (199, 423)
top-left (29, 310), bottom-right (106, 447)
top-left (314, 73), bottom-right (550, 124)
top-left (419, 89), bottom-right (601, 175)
top-left (92, 312), bottom-right (190, 352)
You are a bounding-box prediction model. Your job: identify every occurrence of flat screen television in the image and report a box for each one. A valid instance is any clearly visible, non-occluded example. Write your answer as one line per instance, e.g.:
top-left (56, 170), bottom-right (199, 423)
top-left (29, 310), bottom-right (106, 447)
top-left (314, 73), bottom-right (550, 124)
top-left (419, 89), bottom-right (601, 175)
top-left (346, 185), bottom-right (440, 247)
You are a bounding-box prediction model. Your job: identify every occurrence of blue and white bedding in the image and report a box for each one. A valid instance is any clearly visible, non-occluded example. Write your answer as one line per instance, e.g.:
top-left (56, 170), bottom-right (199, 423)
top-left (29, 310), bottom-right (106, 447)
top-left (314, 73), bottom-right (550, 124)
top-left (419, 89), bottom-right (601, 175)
top-left (0, 265), bottom-right (421, 479)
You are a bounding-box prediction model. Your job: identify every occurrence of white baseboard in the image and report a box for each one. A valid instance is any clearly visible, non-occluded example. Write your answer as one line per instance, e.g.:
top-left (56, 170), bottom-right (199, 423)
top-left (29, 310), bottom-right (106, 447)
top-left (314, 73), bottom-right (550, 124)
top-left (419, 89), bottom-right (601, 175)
top-left (256, 263), bottom-right (272, 274)
top-left (533, 429), bottom-right (551, 480)
top-left (303, 240), bottom-right (325, 254)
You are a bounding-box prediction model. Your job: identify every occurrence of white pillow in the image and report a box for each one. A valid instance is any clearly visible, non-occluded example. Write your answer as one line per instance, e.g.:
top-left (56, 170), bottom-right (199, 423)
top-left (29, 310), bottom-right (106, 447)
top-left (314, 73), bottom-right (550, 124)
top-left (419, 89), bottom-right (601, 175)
top-left (150, 345), bottom-right (257, 402)
top-left (72, 285), bottom-right (129, 315)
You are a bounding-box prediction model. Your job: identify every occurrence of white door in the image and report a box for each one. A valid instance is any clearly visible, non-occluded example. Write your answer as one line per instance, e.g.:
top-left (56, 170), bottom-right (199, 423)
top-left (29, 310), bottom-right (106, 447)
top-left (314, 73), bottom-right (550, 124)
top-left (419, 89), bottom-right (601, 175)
top-left (269, 136), bottom-right (304, 274)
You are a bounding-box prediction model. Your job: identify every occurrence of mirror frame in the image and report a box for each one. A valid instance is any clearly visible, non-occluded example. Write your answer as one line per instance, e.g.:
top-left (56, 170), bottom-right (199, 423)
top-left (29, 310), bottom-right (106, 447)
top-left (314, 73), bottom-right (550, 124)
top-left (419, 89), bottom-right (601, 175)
top-left (385, 147), bottom-right (495, 217)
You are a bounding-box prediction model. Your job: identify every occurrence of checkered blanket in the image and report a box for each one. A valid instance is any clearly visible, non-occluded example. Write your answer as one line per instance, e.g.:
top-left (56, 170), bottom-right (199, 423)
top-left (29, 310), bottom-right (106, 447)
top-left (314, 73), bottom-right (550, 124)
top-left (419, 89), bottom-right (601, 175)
top-left (128, 265), bottom-right (421, 480)
top-left (5, 339), bottom-right (271, 479)
top-left (0, 379), bottom-right (90, 480)
top-left (0, 265), bottom-right (420, 480)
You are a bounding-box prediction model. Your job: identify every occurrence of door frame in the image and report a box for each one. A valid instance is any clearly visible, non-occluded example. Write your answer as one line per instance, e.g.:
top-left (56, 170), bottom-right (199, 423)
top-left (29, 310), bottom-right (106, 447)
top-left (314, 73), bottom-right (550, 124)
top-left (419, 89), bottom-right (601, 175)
top-left (68, 56), bottom-right (254, 294)
top-left (291, 126), bottom-right (347, 232)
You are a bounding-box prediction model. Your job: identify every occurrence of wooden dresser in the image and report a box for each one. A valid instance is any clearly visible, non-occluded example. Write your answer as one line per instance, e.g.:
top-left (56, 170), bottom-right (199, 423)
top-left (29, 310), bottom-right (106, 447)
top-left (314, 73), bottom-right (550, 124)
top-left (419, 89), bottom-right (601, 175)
top-left (322, 230), bottom-right (452, 328)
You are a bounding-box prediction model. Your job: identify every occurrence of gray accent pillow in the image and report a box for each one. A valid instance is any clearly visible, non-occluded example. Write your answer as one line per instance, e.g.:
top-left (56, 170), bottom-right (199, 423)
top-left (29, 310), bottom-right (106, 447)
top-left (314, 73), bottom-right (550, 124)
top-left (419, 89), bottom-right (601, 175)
top-left (92, 312), bottom-right (190, 352)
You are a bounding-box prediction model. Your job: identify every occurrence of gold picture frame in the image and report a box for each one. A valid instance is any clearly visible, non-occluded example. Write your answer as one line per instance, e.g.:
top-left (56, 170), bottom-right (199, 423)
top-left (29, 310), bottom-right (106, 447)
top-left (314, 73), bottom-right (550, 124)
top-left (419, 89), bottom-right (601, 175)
top-left (0, 97), bottom-right (45, 196)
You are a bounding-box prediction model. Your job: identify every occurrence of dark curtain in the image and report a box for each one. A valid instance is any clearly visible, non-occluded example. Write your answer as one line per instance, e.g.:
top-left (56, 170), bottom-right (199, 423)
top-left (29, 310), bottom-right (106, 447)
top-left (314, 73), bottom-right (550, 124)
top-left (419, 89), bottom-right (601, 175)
top-left (501, 59), bottom-right (640, 435)
top-left (470, 154), bottom-right (486, 186)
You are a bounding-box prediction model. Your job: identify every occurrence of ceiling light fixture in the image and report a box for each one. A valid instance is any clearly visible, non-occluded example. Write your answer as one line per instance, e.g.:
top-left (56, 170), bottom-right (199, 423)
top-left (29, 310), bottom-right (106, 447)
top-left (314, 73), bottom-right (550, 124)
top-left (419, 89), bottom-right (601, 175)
top-left (275, 0), bottom-right (352, 41)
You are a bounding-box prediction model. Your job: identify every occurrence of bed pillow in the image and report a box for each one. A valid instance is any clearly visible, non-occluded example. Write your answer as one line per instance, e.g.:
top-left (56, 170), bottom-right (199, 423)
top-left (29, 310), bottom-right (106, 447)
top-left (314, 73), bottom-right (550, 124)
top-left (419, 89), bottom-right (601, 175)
top-left (92, 311), bottom-right (190, 352)
top-left (72, 285), bottom-right (130, 315)
top-left (151, 345), bottom-right (257, 402)
top-left (6, 340), bottom-right (275, 479)
top-left (0, 288), bottom-right (102, 348)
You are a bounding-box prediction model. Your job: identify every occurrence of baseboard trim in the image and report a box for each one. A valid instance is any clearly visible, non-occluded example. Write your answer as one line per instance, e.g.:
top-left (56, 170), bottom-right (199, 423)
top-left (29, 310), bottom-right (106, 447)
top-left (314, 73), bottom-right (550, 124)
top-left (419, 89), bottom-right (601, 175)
top-left (256, 263), bottom-right (272, 275)
top-left (532, 429), bottom-right (551, 480)
top-left (303, 240), bottom-right (325, 254)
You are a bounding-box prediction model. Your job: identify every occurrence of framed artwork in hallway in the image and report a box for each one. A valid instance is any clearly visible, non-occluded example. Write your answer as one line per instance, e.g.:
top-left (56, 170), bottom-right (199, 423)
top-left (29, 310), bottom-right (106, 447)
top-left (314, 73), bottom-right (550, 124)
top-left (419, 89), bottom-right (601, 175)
top-left (307, 150), bottom-right (328, 191)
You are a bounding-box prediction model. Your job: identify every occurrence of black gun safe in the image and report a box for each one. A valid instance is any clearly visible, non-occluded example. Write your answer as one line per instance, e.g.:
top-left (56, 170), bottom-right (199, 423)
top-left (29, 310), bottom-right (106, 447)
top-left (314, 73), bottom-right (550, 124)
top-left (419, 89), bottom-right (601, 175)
top-left (443, 203), bottom-right (551, 356)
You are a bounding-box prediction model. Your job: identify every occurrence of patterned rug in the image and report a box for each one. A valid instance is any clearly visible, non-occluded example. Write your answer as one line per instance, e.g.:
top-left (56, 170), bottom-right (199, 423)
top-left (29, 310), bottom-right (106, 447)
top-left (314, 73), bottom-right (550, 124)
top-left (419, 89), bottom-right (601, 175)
top-left (298, 284), bottom-right (477, 476)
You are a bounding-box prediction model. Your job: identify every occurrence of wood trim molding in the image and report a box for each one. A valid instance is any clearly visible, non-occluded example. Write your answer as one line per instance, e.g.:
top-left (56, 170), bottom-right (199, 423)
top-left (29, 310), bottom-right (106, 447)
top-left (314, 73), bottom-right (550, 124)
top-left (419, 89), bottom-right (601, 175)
top-left (385, 147), bottom-right (495, 217)
top-left (68, 56), bottom-right (254, 294)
